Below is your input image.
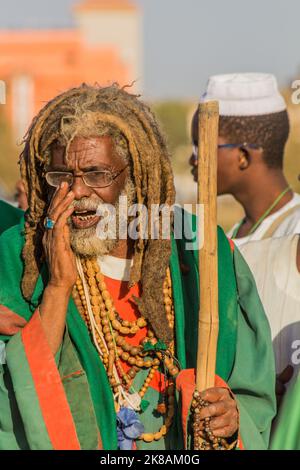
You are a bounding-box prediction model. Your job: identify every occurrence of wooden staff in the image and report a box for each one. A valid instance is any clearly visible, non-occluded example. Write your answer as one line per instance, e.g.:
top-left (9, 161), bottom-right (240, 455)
top-left (196, 101), bottom-right (219, 392)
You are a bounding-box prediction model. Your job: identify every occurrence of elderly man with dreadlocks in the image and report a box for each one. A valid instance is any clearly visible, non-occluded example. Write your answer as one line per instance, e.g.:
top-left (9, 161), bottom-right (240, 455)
top-left (0, 85), bottom-right (275, 451)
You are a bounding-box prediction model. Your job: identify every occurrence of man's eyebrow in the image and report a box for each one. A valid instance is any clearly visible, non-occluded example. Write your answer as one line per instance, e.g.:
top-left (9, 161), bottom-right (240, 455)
top-left (47, 165), bottom-right (111, 172)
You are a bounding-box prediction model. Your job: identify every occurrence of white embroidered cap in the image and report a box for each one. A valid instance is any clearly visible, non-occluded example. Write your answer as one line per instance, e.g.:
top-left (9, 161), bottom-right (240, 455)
top-left (201, 73), bottom-right (286, 116)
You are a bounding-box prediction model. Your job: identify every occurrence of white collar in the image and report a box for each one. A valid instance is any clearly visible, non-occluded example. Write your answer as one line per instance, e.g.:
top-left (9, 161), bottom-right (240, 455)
top-left (97, 255), bottom-right (133, 281)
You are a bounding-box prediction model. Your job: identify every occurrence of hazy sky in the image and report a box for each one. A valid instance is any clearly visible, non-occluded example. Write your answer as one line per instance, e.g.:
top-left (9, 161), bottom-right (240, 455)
top-left (0, 0), bottom-right (299, 99)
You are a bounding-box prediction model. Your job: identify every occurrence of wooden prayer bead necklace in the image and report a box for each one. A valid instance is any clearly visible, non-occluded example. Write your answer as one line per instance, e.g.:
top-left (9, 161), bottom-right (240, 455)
top-left (191, 391), bottom-right (238, 450)
top-left (72, 257), bottom-right (178, 444)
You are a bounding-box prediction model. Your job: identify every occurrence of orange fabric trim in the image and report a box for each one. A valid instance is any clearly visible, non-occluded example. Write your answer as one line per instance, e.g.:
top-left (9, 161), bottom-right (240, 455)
top-left (103, 276), bottom-right (167, 393)
top-left (228, 238), bottom-right (235, 252)
top-left (21, 310), bottom-right (81, 450)
top-left (176, 369), bottom-right (244, 450)
top-left (61, 370), bottom-right (84, 381)
top-left (0, 304), bottom-right (27, 335)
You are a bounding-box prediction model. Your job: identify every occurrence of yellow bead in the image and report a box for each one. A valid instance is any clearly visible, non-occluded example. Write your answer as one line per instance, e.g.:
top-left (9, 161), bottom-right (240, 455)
top-left (98, 281), bottom-right (106, 291)
top-left (143, 360), bottom-right (152, 368)
top-left (120, 327), bottom-right (130, 335)
top-left (136, 358), bottom-right (144, 368)
top-left (112, 320), bottom-right (121, 330)
top-left (85, 260), bottom-right (93, 270)
top-left (88, 278), bottom-right (96, 287)
top-left (121, 352), bottom-right (129, 361)
top-left (130, 326), bottom-right (139, 335)
top-left (161, 425), bottom-right (167, 436)
top-left (91, 296), bottom-right (100, 306)
top-left (96, 273), bottom-right (104, 283)
top-left (90, 285), bottom-right (99, 296)
top-left (122, 320), bottom-right (130, 327)
top-left (102, 290), bottom-right (110, 301)
top-left (105, 298), bottom-right (113, 310)
top-left (128, 357), bottom-right (136, 366)
top-left (142, 434), bottom-right (154, 443)
top-left (137, 318), bottom-right (147, 328)
top-left (92, 306), bottom-right (101, 315)
top-left (154, 431), bottom-right (162, 441)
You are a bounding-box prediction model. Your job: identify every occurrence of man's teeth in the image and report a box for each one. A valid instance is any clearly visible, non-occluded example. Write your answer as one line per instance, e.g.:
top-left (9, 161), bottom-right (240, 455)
top-left (74, 211), bottom-right (97, 221)
top-left (77, 215), bottom-right (96, 220)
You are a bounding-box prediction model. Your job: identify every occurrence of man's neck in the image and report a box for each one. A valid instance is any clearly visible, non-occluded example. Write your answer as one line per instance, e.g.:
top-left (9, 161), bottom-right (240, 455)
top-left (233, 170), bottom-right (293, 236)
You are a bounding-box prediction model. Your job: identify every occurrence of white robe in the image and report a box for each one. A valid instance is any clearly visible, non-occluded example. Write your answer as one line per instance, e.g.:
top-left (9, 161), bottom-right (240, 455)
top-left (227, 193), bottom-right (300, 246)
top-left (240, 234), bottom-right (300, 387)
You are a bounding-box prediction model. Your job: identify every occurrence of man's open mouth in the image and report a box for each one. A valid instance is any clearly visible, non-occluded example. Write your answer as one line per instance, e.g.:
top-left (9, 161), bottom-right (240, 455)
top-left (71, 209), bottom-right (100, 229)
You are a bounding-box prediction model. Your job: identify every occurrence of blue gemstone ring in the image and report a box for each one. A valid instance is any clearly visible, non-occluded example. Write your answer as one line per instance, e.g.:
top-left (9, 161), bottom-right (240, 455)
top-left (44, 217), bottom-right (55, 230)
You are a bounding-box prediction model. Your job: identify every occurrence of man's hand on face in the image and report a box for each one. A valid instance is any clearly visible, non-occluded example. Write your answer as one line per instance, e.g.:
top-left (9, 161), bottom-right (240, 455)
top-left (43, 182), bottom-right (76, 293)
top-left (197, 387), bottom-right (239, 439)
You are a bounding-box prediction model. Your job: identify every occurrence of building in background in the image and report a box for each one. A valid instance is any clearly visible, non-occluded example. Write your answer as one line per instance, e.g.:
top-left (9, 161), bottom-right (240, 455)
top-left (0, 0), bottom-right (142, 140)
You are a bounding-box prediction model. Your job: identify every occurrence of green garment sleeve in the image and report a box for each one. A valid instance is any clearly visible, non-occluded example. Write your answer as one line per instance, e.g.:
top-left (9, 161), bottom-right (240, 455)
top-left (270, 372), bottom-right (300, 449)
top-left (228, 246), bottom-right (276, 450)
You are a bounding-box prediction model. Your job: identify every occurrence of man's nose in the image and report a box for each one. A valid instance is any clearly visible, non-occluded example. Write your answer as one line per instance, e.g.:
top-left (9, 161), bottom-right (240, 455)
top-left (71, 176), bottom-right (93, 199)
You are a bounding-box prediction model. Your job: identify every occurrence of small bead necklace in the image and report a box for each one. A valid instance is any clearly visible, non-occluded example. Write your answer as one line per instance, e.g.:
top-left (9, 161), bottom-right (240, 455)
top-left (231, 186), bottom-right (291, 239)
top-left (72, 256), bottom-right (179, 444)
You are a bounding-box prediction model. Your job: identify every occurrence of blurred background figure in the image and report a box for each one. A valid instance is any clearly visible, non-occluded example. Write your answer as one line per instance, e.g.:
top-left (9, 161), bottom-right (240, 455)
top-left (189, 74), bottom-right (300, 245)
top-left (14, 179), bottom-right (28, 210)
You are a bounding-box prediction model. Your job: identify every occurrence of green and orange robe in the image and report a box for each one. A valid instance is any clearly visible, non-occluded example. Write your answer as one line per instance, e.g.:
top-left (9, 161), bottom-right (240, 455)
top-left (0, 214), bottom-right (276, 450)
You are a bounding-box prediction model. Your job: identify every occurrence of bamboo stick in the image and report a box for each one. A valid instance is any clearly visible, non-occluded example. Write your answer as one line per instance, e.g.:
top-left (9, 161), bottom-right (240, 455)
top-left (196, 101), bottom-right (219, 392)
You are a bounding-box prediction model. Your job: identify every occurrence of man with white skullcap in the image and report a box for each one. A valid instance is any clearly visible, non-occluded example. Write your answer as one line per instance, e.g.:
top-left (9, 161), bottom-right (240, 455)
top-left (190, 73), bottom-right (300, 449)
top-left (189, 73), bottom-right (300, 246)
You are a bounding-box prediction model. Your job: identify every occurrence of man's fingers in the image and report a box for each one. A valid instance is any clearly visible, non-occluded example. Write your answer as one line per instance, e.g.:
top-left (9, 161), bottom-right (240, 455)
top-left (47, 182), bottom-right (70, 214)
top-left (210, 425), bottom-right (235, 438)
top-left (201, 387), bottom-right (229, 403)
top-left (209, 410), bottom-right (238, 431)
top-left (277, 365), bottom-right (294, 385)
top-left (55, 205), bottom-right (75, 227)
top-left (49, 191), bottom-right (74, 223)
top-left (198, 400), bottom-right (228, 420)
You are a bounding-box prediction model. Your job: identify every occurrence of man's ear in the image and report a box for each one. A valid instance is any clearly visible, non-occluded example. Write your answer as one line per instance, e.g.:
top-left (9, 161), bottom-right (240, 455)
top-left (237, 148), bottom-right (250, 170)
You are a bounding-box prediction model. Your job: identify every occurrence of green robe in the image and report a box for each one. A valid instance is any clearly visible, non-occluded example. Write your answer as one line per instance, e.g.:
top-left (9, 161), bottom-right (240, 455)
top-left (0, 213), bottom-right (276, 450)
top-left (0, 200), bottom-right (23, 235)
top-left (270, 372), bottom-right (300, 449)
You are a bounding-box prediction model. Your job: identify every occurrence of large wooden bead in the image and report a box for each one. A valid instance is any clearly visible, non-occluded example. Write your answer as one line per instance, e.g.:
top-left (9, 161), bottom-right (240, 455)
top-left (120, 327), bottom-right (130, 335)
top-left (91, 296), bottom-right (100, 306)
top-left (88, 277), bottom-right (96, 287)
top-left (143, 360), bottom-right (152, 368)
top-left (130, 347), bottom-right (140, 356)
top-left (142, 434), bottom-right (154, 443)
top-left (130, 326), bottom-right (139, 335)
top-left (136, 358), bottom-right (144, 368)
top-left (112, 319), bottom-right (121, 330)
top-left (137, 318), bottom-right (146, 328)
top-left (102, 290), bottom-right (110, 301)
top-left (105, 298), bottom-right (113, 310)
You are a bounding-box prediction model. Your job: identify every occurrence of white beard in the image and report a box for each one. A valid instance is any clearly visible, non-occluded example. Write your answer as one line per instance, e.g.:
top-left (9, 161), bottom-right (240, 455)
top-left (69, 179), bottom-right (136, 258)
